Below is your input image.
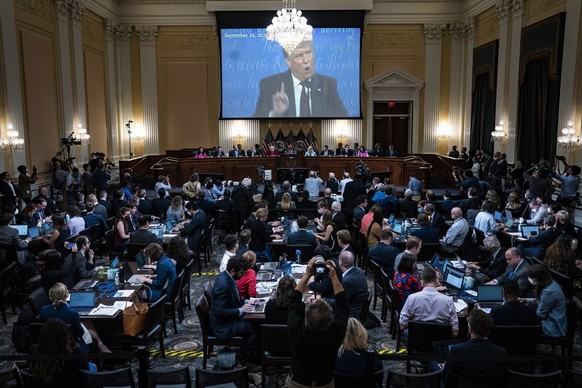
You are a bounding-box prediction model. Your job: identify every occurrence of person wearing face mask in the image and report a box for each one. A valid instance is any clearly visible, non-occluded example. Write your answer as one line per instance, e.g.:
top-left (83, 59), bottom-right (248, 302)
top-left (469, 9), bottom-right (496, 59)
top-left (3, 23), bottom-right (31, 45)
top-left (518, 264), bottom-right (567, 337)
top-left (520, 197), bottom-right (548, 225)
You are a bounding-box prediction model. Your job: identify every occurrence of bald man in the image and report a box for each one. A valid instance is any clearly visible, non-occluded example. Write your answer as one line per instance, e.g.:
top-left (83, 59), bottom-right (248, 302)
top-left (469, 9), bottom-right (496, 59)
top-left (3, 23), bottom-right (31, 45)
top-left (441, 207), bottom-right (470, 253)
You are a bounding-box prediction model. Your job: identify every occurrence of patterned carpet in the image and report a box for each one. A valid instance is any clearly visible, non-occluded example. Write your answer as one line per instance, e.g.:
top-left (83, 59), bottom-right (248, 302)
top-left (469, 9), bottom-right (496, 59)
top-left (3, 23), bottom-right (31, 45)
top-left (0, 239), bottom-right (581, 387)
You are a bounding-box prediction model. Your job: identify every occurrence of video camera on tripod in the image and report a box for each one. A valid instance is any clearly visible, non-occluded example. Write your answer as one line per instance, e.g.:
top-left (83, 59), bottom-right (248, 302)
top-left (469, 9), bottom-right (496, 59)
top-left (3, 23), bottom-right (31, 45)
top-left (55, 132), bottom-right (82, 166)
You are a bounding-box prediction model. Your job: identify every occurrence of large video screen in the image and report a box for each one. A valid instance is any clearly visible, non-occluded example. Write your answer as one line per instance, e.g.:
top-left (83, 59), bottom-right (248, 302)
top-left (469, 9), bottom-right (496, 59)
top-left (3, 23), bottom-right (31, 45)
top-left (220, 27), bottom-right (361, 119)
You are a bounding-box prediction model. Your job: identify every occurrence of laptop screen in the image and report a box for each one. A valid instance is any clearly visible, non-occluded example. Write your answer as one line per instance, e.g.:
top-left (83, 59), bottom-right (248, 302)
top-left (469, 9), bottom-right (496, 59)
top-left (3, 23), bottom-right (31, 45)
top-left (69, 291), bottom-right (96, 309)
top-left (42, 223), bottom-right (54, 234)
top-left (430, 253), bottom-right (443, 270)
top-left (477, 285), bottom-right (504, 303)
top-left (165, 220), bottom-right (175, 232)
top-left (393, 223), bottom-right (402, 234)
top-left (504, 210), bottom-right (513, 221)
top-left (388, 214), bottom-right (395, 225)
top-left (494, 211), bottom-right (502, 222)
top-left (28, 226), bottom-right (40, 238)
top-left (10, 225), bottom-right (28, 237)
top-left (521, 225), bottom-right (539, 237)
top-left (444, 267), bottom-right (464, 290)
top-left (135, 250), bottom-right (147, 268)
top-left (148, 228), bottom-right (164, 239)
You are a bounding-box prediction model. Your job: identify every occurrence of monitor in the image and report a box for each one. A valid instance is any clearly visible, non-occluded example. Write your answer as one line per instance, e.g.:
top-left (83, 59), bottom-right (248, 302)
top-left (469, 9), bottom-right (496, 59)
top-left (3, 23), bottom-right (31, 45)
top-left (494, 211), bottom-right (502, 222)
top-left (443, 267), bottom-right (464, 291)
top-left (10, 225), bottom-right (27, 237)
top-left (28, 226), bottom-right (40, 239)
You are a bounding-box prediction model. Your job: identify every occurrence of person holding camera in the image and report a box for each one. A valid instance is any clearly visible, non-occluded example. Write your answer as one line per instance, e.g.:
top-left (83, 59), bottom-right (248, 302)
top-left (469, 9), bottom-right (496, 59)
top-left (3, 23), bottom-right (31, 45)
top-left (304, 171), bottom-right (323, 197)
top-left (287, 257), bottom-right (348, 388)
top-left (552, 155), bottom-right (580, 207)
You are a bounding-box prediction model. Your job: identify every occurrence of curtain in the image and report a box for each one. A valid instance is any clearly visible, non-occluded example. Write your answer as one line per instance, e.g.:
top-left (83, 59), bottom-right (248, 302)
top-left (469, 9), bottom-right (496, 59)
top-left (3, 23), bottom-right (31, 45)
top-left (516, 59), bottom-right (560, 169)
top-left (470, 74), bottom-right (496, 153)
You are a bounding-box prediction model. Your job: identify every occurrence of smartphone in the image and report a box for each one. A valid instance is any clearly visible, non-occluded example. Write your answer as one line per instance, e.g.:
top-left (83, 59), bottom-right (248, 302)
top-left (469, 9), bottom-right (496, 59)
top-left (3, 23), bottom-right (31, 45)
top-left (66, 242), bottom-right (76, 249)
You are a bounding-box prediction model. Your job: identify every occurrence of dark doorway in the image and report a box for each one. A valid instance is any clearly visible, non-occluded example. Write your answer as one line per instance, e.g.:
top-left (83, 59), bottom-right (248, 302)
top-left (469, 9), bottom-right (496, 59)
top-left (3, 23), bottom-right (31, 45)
top-left (373, 101), bottom-right (411, 154)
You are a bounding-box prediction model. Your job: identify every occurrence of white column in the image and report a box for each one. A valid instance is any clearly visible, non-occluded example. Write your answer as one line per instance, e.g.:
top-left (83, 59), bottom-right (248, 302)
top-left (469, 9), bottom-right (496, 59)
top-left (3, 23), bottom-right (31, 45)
top-left (423, 24), bottom-right (446, 153)
top-left (218, 120), bottom-right (260, 151)
top-left (462, 17), bottom-right (475, 149)
top-left (494, 0), bottom-right (510, 153)
top-left (0, 0), bottom-right (26, 172)
top-left (54, 0), bottom-right (75, 139)
top-left (449, 22), bottom-right (466, 150)
top-left (505, 0), bottom-right (523, 162)
top-left (105, 20), bottom-right (121, 161)
top-left (117, 25), bottom-right (133, 159)
top-left (321, 120), bottom-right (362, 151)
top-left (71, 0), bottom-right (88, 162)
top-left (137, 26), bottom-right (159, 156)
top-left (557, 0), bottom-right (582, 164)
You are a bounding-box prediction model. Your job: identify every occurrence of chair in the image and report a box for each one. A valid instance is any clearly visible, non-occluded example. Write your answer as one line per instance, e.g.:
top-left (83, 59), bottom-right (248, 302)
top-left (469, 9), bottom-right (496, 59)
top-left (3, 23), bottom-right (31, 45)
top-left (388, 280), bottom-right (403, 348)
top-left (565, 369), bottom-right (582, 387)
top-left (0, 363), bottom-right (22, 387)
top-left (80, 367), bottom-right (135, 388)
top-left (260, 324), bottom-right (292, 388)
top-left (490, 325), bottom-right (540, 355)
top-left (446, 372), bottom-right (503, 388)
top-left (124, 242), bottom-right (150, 262)
top-left (385, 369), bottom-right (441, 387)
top-left (203, 281), bottom-right (213, 309)
top-left (194, 366), bottom-right (249, 388)
top-left (195, 295), bottom-right (246, 368)
top-left (380, 268), bottom-right (392, 323)
top-left (506, 369), bottom-right (562, 387)
top-left (0, 262), bottom-right (18, 324)
top-left (0, 244), bottom-right (18, 268)
top-left (27, 287), bottom-right (50, 318)
top-left (548, 268), bottom-right (574, 299)
top-left (116, 294), bottom-right (167, 357)
top-left (180, 258), bottom-right (195, 317)
top-left (359, 290), bottom-right (373, 325)
top-left (164, 268), bottom-right (185, 334)
top-left (285, 244), bottom-right (315, 264)
top-left (334, 351), bottom-right (383, 388)
top-left (24, 274), bottom-right (42, 295)
top-left (200, 221), bottom-right (214, 267)
top-left (538, 299), bottom-right (579, 368)
top-left (104, 229), bottom-right (124, 260)
top-left (406, 321), bottom-right (452, 371)
top-left (19, 368), bottom-right (34, 387)
top-left (147, 366), bottom-right (192, 388)
top-left (369, 260), bottom-right (385, 313)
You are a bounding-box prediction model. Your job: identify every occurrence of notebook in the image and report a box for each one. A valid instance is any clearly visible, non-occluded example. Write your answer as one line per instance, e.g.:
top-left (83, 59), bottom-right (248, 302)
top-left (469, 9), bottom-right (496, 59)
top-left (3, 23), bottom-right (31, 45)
top-left (69, 291), bottom-right (96, 315)
top-left (521, 225), bottom-right (539, 238)
top-left (477, 285), bottom-right (504, 308)
top-left (246, 298), bottom-right (269, 314)
top-left (10, 225), bottom-right (28, 238)
top-left (442, 267), bottom-right (465, 296)
top-left (28, 226), bottom-right (40, 238)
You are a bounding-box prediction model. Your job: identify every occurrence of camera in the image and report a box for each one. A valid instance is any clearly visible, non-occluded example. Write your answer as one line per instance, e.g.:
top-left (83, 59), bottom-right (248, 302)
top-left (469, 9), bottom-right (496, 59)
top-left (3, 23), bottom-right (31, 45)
top-left (314, 255), bottom-right (328, 281)
top-left (555, 155), bottom-right (566, 162)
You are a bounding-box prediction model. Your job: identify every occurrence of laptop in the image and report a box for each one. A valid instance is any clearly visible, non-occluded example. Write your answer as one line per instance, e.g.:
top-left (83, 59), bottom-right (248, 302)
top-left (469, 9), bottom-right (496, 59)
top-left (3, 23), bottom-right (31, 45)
top-left (262, 262), bottom-right (278, 271)
top-left (10, 225), bottom-right (28, 238)
top-left (477, 285), bottom-right (504, 309)
top-left (504, 218), bottom-right (515, 229)
top-left (429, 253), bottom-right (444, 271)
top-left (148, 227), bottom-right (164, 240)
top-left (388, 214), bottom-right (395, 225)
top-left (41, 223), bottom-right (54, 234)
top-left (393, 223), bottom-right (402, 235)
top-left (69, 291), bottom-right (96, 315)
top-left (505, 210), bottom-right (513, 221)
top-left (28, 226), bottom-right (40, 238)
top-left (442, 267), bottom-right (465, 296)
top-left (521, 225), bottom-right (540, 238)
top-left (494, 211), bottom-right (503, 222)
top-left (165, 220), bottom-right (175, 232)
top-left (135, 250), bottom-right (147, 269)
top-left (256, 271), bottom-right (274, 281)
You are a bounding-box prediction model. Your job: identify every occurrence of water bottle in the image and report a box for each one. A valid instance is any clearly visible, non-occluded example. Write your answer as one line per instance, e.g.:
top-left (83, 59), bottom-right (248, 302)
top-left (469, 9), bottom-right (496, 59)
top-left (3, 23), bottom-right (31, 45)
top-left (295, 249), bottom-right (301, 263)
top-left (65, 214), bottom-right (70, 223)
top-left (114, 270), bottom-right (120, 287)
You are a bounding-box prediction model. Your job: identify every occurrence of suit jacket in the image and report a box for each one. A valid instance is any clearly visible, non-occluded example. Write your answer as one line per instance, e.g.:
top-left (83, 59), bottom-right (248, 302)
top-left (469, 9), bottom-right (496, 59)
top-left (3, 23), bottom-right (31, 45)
top-left (353, 205), bottom-right (366, 226)
top-left (83, 212), bottom-right (109, 233)
top-left (477, 249), bottom-right (507, 280)
top-left (0, 225), bottom-right (28, 250)
top-left (443, 339), bottom-right (507, 383)
top-left (399, 198), bottom-right (418, 219)
top-left (137, 199), bottom-right (153, 215)
top-left (429, 212), bottom-right (446, 237)
top-left (320, 149), bottom-right (335, 156)
top-left (254, 71), bottom-right (348, 118)
top-left (368, 242), bottom-right (400, 277)
top-left (325, 179), bottom-right (339, 193)
top-left (332, 212), bottom-right (347, 231)
top-left (0, 180), bottom-right (19, 210)
top-left (249, 219), bottom-right (272, 252)
top-left (519, 227), bottom-right (557, 259)
top-left (228, 149), bottom-right (245, 157)
top-left (210, 271), bottom-right (246, 339)
top-left (490, 300), bottom-right (539, 327)
top-left (495, 260), bottom-right (534, 297)
top-left (410, 226), bottom-right (439, 244)
top-left (128, 228), bottom-right (160, 245)
top-left (341, 266), bottom-right (369, 319)
top-left (247, 148), bottom-right (264, 157)
top-left (287, 230), bottom-right (317, 248)
top-left (439, 199), bottom-right (457, 215)
top-left (151, 198), bottom-right (171, 217)
top-left (180, 210), bottom-right (207, 252)
top-left (67, 251), bottom-right (96, 286)
top-left (385, 149), bottom-right (399, 157)
top-left (343, 180), bottom-right (366, 209)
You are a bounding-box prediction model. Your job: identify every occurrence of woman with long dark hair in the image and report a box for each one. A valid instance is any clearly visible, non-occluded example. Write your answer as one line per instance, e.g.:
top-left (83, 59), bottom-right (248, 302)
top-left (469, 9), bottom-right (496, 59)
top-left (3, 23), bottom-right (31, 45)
top-left (393, 253), bottom-right (422, 303)
top-left (166, 235), bottom-right (192, 274)
top-left (264, 276), bottom-right (298, 324)
top-left (136, 243), bottom-right (177, 301)
top-left (543, 234), bottom-right (577, 277)
top-left (113, 206), bottom-right (131, 251)
top-left (366, 211), bottom-right (383, 249)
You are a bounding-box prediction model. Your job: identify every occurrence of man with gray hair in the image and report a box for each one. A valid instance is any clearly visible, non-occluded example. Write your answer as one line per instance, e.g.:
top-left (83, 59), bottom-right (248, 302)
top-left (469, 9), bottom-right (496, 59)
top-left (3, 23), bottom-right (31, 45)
top-left (325, 172), bottom-right (339, 194)
top-left (287, 258), bottom-right (347, 388)
top-left (468, 236), bottom-right (507, 280)
top-left (339, 250), bottom-right (368, 320)
top-left (440, 207), bottom-right (469, 254)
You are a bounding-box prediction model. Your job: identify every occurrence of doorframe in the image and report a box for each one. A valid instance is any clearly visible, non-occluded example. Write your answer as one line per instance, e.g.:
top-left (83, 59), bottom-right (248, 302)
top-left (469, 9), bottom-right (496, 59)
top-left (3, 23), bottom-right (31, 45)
top-left (364, 67), bottom-right (424, 153)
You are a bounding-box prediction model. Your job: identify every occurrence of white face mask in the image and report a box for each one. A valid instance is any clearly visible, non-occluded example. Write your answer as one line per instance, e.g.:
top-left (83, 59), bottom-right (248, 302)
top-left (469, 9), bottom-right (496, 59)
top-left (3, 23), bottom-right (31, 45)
top-left (531, 208), bottom-right (538, 214)
top-left (318, 208), bottom-right (324, 214)
top-left (528, 277), bottom-right (537, 285)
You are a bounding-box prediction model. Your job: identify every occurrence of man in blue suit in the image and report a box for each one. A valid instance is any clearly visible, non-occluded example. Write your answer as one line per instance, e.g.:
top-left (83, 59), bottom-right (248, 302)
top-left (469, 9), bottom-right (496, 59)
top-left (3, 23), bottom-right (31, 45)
top-left (517, 215), bottom-right (557, 259)
top-left (254, 41), bottom-right (348, 118)
top-left (287, 216), bottom-right (317, 248)
top-left (178, 202), bottom-right (207, 253)
top-left (368, 230), bottom-right (401, 277)
top-left (339, 251), bottom-right (368, 320)
top-left (210, 256), bottom-right (255, 339)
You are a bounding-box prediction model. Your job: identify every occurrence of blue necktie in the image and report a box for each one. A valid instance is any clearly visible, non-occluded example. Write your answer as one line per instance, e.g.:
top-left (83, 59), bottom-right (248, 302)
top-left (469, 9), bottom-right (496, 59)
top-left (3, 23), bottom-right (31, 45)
top-left (508, 269), bottom-right (515, 279)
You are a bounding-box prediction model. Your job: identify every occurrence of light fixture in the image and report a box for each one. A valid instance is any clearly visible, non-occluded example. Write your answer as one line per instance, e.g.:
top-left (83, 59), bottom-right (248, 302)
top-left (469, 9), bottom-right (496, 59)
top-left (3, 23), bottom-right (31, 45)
top-left (437, 122), bottom-right (452, 140)
top-left (335, 125), bottom-right (349, 145)
top-left (126, 120), bottom-right (134, 158)
top-left (1, 123), bottom-right (25, 152)
top-left (266, 0), bottom-right (313, 55)
top-left (78, 125), bottom-right (90, 145)
top-left (491, 120), bottom-right (507, 142)
top-left (558, 120), bottom-right (579, 150)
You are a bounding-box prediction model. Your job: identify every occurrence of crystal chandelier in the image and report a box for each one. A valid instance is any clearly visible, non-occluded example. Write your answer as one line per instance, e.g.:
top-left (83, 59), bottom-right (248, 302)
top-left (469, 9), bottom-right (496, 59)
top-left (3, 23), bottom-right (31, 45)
top-left (558, 120), bottom-right (579, 150)
top-left (491, 120), bottom-right (507, 142)
top-left (1, 123), bottom-right (25, 152)
top-left (266, 0), bottom-right (313, 55)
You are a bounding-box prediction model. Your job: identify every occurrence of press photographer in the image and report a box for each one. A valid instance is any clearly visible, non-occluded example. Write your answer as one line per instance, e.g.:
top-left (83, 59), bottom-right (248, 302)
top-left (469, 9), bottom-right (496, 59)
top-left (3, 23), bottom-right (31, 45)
top-left (524, 159), bottom-right (553, 204)
top-left (552, 155), bottom-right (581, 207)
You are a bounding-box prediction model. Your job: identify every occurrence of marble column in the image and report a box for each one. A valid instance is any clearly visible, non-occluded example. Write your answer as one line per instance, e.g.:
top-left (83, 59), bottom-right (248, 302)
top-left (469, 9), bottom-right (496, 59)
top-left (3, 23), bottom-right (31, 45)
top-left (105, 20), bottom-right (122, 161)
top-left (423, 24), bottom-right (446, 153)
top-left (116, 25), bottom-right (133, 159)
top-left (494, 0), bottom-right (511, 154)
top-left (505, 0), bottom-right (523, 162)
top-left (54, 0), bottom-right (75, 139)
top-left (137, 26), bottom-right (159, 156)
top-left (70, 0), bottom-right (88, 162)
top-left (462, 17), bottom-right (475, 150)
top-left (449, 21), bottom-right (466, 151)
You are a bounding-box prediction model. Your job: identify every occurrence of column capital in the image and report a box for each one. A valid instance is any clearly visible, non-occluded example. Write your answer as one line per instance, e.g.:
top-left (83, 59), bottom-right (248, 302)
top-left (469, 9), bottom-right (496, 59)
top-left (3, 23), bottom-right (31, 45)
top-left (137, 25), bottom-right (158, 42)
top-left (510, 0), bottom-right (523, 17)
top-left (54, 0), bottom-right (70, 18)
top-left (70, 0), bottom-right (85, 24)
top-left (463, 16), bottom-right (475, 36)
top-left (423, 23), bottom-right (446, 41)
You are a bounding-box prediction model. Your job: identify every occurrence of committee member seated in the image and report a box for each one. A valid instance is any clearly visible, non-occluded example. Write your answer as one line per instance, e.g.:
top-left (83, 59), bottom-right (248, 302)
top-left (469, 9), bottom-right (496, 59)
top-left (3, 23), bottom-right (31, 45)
top-left (399, 266), bottom-right (458, 337)
top-left (486, 247), bottom-right (534, 297)
top-left (247, 144), bottom-right (264, 157)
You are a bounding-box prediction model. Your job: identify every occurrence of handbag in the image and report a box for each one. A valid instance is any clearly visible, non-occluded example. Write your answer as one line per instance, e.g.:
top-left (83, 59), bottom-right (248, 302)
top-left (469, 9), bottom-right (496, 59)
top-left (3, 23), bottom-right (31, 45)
top-left (122, 300), bottom-right (149, 336)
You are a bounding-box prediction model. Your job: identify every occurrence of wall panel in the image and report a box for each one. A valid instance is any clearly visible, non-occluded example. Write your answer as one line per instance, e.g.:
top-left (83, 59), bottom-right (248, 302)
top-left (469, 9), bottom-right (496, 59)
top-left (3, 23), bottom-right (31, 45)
top-left (84, 49), bottom-right (108, 154)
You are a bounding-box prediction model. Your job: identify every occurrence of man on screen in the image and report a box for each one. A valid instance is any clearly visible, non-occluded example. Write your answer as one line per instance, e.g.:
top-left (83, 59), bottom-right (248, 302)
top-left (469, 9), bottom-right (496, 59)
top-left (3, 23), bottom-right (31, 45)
top-left (254, 41), bottom-right (348, 118)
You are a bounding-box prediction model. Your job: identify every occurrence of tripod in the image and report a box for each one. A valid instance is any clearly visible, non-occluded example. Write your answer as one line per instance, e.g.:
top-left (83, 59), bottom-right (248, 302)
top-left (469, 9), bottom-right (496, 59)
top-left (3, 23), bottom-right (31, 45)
top-left (55, 143), bottom-right (75, 167)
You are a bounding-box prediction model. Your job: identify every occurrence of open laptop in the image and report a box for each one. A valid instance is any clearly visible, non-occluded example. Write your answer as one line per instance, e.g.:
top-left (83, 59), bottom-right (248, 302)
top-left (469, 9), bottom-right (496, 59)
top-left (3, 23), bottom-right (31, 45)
top-left (521, 225), bottom-right (540, 238)
top-left (477, 285), bottom-right (504, 309)
top-left (494, 211), bottom-right (503, 222)
top-left (392, 223), bottom-right (402, 235)
top-left (135, 250), bottom-right (147, 269)
top-left (442, 267), bottom-right (465, 296)
top-left (28, 226), bottom-right (40, 238)
top-left (504, 218), bottom-right (515, 230)
top-left (69, 291), bottom-right (96, 315)
top-left (428, 253), bottom-right (444, 271)
top-left (148, 227), bottom-right (164, 240)
top-left (165, 220), bottom-right (175, 232)
top-left (10, 225), bottom-right (28, 238)
top-left (41, 223), bottom-right (54, 234)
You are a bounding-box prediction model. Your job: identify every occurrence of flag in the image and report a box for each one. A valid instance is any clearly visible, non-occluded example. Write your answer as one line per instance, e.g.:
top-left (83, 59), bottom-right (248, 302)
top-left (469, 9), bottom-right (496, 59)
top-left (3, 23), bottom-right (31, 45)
top-left (295, 128), bottom-right (307, 152)
top-left (262, 130), bottom-right (275, 154)
top-left (306, 129), bottom-right (318, 153)
top-left (286, 131), bottom-right (295, 148)
top-left (274, 129), bottom-right (285, 151)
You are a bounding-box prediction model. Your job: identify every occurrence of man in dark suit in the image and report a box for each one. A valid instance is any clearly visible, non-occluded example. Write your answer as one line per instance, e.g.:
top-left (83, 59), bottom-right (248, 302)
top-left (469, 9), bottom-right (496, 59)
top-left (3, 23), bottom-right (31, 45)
top-left (247, 144), bottom-right (264, 157)
top-left (320, 145), bottom-right (334, 157)
top-left (424, 203), bottom-right (446, 237)
top-left (324, 172), bottom-right (339, 193)
top-left (0, 172), bottom-right (19, 212)
top-left (64, 235), bottom-right (97, 287)
top-left (151, 188), bottom-right (171, 218)
top-left (0, 213), bottom-right (29, 251)
top-left (339, 251), bottom-right (368, 320)
top-left (378, 185), bottom-right (399, 216)
top-left (342, 174), bottom-right (366, 210)
top-left (443, 309), bottom-right (507, 384)
top-left (331, 201), bottom-right (347, 231)
top-left (82, 202), bottom-right (109, 233)
top-left (486, 248), bottom-right (534, 297)
top-left (336, 229), bottom-right (356, 258)
top-left (409, 213), bottom-right (439, 244)
top-left (179, 202), bottom-right (207, 253)
top-left (517, 215), bottom-right (557, 259)
top-left (136, 189), bottom-right (153, 215)
top-left (210, 256), bottom-right (255, 339)
top-left (287, 216), bottom-right (317, 248)
top-left (32, 186), bottom-right (59, 216)
top-left (399, 189), bottom-right (419, 219)
top-left (335, 143), bottom-right (346, 156)
top-left (439, 190), bottom-right (457, 219)
top-left (468, 236), bottom-right (507, 281)
top-left (352, 195), bottom-right (368, 227)
top-left (490, 280), bottom-right (539, 326)
top-left (275, 180), bottom-right (299, 203)
top-left (385, 144), bottom-right (399, 157)
top-left (92, 163), bottom-right (111, 195)
top-left (368, 230), bottom-right (400, 276)
top-left (228, 144), bottom-right (246, 157)
top-left (212, 146), bottom-right (227, 158)
top-left (128, 216), bottom-right (159, 245)
top-left (254, 41), bottom-right (348, 118)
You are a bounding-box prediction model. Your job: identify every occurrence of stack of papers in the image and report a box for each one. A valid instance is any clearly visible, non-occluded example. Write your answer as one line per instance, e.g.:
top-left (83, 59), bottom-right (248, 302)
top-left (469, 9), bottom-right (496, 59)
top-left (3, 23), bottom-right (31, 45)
top-left (113, 290), bottom-right (134, 298)
top-left (454, 299), bottom-right (468, 313)
top-left (291, 264), bottom-right (306, 275)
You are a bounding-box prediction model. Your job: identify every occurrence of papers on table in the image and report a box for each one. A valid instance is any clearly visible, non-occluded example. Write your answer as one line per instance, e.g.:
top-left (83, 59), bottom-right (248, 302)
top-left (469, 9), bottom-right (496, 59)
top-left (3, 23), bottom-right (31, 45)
top-left (454, 299), bottom-right (468, 313)
top-left (256, 282), bottom-right (278, 295)
top-left (506, 232), bottom-right (521, 237)
top-left (291, 264), bottom-right (306, 275)
top-left (88, 305), bottom-right (119, 316)
top-left (113, 290), bottom-right (134, 298)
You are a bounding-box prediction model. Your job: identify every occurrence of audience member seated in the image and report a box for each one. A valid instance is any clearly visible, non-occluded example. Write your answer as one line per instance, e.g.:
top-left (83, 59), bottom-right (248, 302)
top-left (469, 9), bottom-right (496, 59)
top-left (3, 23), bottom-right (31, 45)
top-left (236, 251), bottom-right (257, 299)
top-left (440, 207), bottom-right (469, 254)
top-left (554, 210), bottom-right (576, 237)
top-left (473, 200), bottom-right (500, 237)
top-left (335, 229), bottom-right (355, 257)
top-left (17, 203), bottom-right (37, 227)
top-left (368, 230), bottom-right (400, 277)
top-left (235, 229), bottom-right (251, 257)
top-left (399, 189), bottom-right (419, 219)
top-left (520, 264), bottom-right (567, 337)
top-left (220, 234), bottom-right (239, 272)
top-left (166, 196), bottom-right (185, 224)
top-left (486, 248), bottom-right (534, 297)
top-left (41, 251), bottom-right (69, 293)
top-left (543, 234), bottom-right (578, 277)
top-left (314, 210), bottom-right (336, 251)
top-left (128, 216), bottom-right (159, 245)
top-left (135, 243), bottom-right (177, 302)
top-left (468, 236), bottom-right (507, 281)
top-left (265, 276), bottom-right (298, 324)
top-left (442, 309), bottom-right (507, 384)
top-left (66, 206), bottom-right (85, 237)
top-left (110, 190), bottom-right (128, 218)
top-left (339, 251), bottom-right (368, 320)
top-left (360, 203), bottom-right (381, 236)
top-left (82, 202), bottom-right (108, 232)
top-left (504, 191), bottom-right (523, 218)
top-left (28, 215), bottom-right (71, 256)
top-left (410, 213), bottom-right (439, 244)
top-left (522, 198), bottom-right (548, 225)
top-left (166, 235), bottom-right (192, 274)
top-left (178, 202), bottom-right (207, 253)
top-left (490, 280), bottom-right (539, 326)
top-left (423, 203), bottom-right (446, 238)
top-left (151, 188), bottom-right (171, 217)
top-left (517, 214), bottom-right (557, 259)
top-left (330, 201), bottom-right (347, 231)
top-left (0, 212), bottom-right (29, 250)
top-left (32, 186), bottom-right (59, 216)
top-left (393, 253), bottom-right (422, 303)
top-left (112, 207), bottom-right (131, 252)
top-left (352, 195), bottom-right (368, 228)
top-left (277, 192), bottom-right (296, 210)
top-left (366, 211), bottom-right (383, 250)
top-left (335, 317), bottom-right (382, 375)
top-left (64, 236), bottom-right (96, 287)
top-left (394, 236), bottom-right (422, 274)
top-left (249, 208), bottom-right (282, 261)
top-left (399, 266), bottom-right (458, 337)
top-left (287, 216), bottom-right (317, 248)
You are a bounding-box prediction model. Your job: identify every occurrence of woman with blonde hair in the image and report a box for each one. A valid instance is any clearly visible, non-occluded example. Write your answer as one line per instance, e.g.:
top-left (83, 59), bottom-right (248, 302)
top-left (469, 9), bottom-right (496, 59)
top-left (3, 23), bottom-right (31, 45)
top-left (335, 317), bottom-right (382, 375)
top-left (277, 192), bottom-right (296, 210)
top-left (166, 195), bottom-right (185, 223)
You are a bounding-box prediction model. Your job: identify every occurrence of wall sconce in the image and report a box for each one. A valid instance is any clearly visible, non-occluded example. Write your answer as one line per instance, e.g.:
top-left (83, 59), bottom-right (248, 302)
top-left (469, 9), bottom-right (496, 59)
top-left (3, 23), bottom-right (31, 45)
top-left (126, 120), bottom-right (134, 158)
top-left (78, 125), bottom-right (90, 145)
top-left (232, 127), bottom-right (247, 148)
top-left (491, 120), bottom-right (507, 143)
top-left (558, 120), bottom-right (579, 150)
top-left (335, 125), bottom-right (349, 145)
top-left (436, 122), bottom-right (452, 140)
top-left (1, 123), bottom-right (25, 152)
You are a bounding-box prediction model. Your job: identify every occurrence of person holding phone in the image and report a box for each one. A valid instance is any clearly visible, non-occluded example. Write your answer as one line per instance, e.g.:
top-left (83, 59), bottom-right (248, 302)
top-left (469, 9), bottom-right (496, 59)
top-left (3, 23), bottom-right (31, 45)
top-left (63, 235), bottom-right (96, 287)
